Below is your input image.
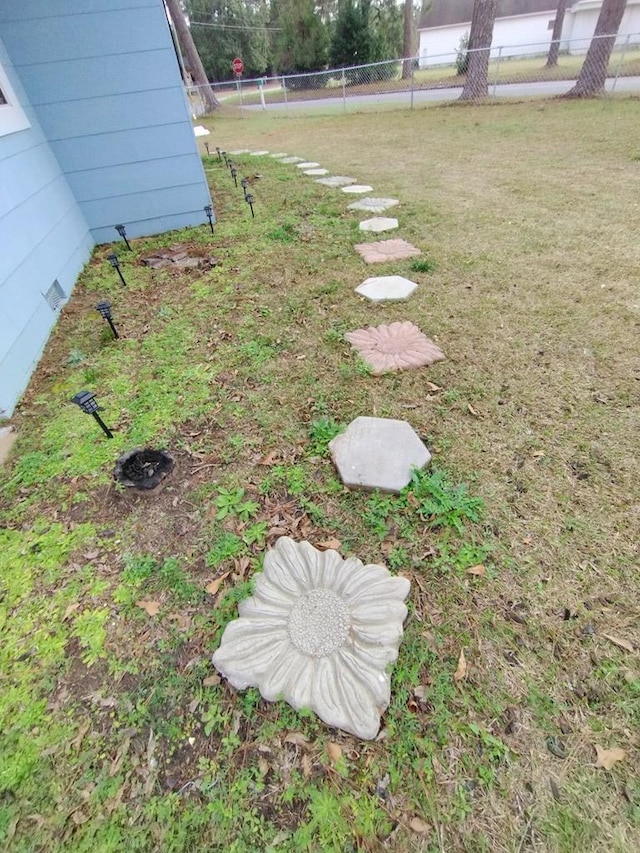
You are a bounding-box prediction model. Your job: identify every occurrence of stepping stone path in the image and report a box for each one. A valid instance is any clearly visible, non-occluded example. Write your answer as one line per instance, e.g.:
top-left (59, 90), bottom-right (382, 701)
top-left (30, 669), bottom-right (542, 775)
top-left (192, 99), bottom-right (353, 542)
top-left (355, 275), bottom-right (418, 303)
top-left (345, 322), bottom-right (445, 375)
top-left (359, 217), bottom-right (399, 233)
top-left (342, 185), bottom-right (374, 194)
top-left (296, 162), bottom-right (320, 169)
top-left (270, 152), bottom-right (288, 157)
top-left (250, 150), bottom-right (269, 156)
top-left (279, 156), bottom-right (306, 163)
top-left (355, 239), bottom-right (421, 264)
top-left (304, 168), bottom-right (329, 175)
top-left (347, 197), bottom-right (399, 214)
top-left (329, 416), bottom-right (431, 493)
top-left (230, 149), bottom-right (250, 155)
top-left (316, 176), bottom-right (357, 187)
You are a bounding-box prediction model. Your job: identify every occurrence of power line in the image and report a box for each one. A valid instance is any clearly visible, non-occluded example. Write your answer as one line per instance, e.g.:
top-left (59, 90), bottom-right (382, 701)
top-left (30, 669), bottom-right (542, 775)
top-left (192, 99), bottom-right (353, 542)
top-left (190, 20), bottom-right (282, 31)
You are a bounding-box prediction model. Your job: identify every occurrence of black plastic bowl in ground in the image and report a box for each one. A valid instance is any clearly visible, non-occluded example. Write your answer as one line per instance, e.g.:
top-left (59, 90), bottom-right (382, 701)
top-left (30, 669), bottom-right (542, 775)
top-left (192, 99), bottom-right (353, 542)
top-left (113, 448), bottom-right (175, 490)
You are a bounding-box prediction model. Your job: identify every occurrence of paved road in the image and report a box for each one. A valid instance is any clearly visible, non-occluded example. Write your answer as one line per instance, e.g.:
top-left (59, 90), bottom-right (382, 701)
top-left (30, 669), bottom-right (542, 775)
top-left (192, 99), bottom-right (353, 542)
top-left (247, 75), bottom-right (640, 112)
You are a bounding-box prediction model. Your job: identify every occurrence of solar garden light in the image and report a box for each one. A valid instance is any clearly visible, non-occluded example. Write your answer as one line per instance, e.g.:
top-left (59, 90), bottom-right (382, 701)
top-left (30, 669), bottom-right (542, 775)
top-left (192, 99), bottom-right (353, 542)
top-left (115, 224), bottom-right (132, 251)
top-left (216, 146), bottom-right (222, 162)
top-left (204, 141), bottom-right (210, 156)
top-left (230, 164), bottom-right (238, 187)
top-left (71, 390), bottom-right (114, 439)
top-left (245, 192), bottom-right (255, 219)
top-left (106, 253), bottom-right (127, 286)
top-left (222, 150), bottom-right (228, 167)
top-left (95, 300), bottom-right (119, 339)
top-left (204, 204), bottom-right (214, 234)
top-left (241, 177), bottom-right (248, 198)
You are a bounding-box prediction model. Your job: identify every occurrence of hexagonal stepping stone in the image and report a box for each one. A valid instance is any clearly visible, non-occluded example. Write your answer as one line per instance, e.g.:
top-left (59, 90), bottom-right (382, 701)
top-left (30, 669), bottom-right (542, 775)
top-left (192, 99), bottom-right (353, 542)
top-left (304, 168), bottom-right (329, 175)
top-left (355, 239), bottom-right (421, 264)
top-left (347, 197), bottom-right (399, 214)
top-left (296, 161), bottom-right (320, 169)
top-left (355, 275), bottom-right (417, 303)
top-left (250, 150), bottom-right (269, 156)
top-left (345, 322), bottom-right (445, 375)
top-left (279, 156), bottom-right (306, 164)
top-left (359, 217), bottom-right (399, 233)
top-left (329, 416), bottom-right (431, 493)
top-left (316, 176), bottom-right (357, 187)
top-left (342, 184), bottom-right (374, 194)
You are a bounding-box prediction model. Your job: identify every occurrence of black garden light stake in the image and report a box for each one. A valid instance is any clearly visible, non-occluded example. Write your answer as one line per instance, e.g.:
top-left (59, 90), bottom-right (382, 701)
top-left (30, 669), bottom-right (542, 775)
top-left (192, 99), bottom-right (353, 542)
top-left (71, 390), bottom-right (114, 439)
top-left (204, 204), bottom-right (214, 235)
top-left (230, 165), bottom-right (238, 187)
top-left (115, 224), bottom-right (132, 251)
top-left (106, 253), bottom-right (127, 286)
top-left (204, 142), bottom-right (210, 156)
top-left (245, 192), bottom-right (255, 219)
top-left (95, 300), bottom-right (119, 339)
top-left (222, 150), bottom-right (228, 167)
top-left (241, 177), bottom-right (248, 198)
top-left (216, 146), bottom-right (222, 162)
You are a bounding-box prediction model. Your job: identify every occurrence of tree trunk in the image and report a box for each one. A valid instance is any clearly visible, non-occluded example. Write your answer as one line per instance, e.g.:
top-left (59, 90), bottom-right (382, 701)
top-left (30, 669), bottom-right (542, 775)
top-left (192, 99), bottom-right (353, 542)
top-left (459, 0), bottom-right (497, 101)
top-left (165, 0), bottom-right (219, 112)
top-left (565, 0), bottom-right (627, 97)
top-left (401, 0), bottom-right (414, 80)
top-left (545, 0), bottom-right (568, 68)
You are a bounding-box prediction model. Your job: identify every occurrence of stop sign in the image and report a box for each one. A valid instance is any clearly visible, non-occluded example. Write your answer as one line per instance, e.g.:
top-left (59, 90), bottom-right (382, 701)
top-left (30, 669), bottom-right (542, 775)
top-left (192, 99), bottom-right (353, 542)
top-left (232, 57), bottom-right (244, 75)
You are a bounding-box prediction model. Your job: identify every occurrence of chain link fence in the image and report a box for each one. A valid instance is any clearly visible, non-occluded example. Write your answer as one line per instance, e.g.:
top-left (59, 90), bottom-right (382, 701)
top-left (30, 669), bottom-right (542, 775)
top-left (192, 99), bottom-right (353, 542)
top-left (186, 32), bottom-right (640, 119)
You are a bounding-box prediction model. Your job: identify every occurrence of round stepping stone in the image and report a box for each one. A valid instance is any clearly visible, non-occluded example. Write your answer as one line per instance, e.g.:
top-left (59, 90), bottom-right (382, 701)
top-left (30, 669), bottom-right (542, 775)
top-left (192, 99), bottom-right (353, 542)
top-left (355, 275), bottom-right (418, 303)
top-left (250, 150), bottom-right (269, 156)
top-left (316, 176), bottom-right (357, 187)
top-left (329, 416), bottom-right (431, 493)
top-left (342, 185), bottom-right (374, 194)
top-left (355, 239), bottom-right (422, 264)
top-left (304, 168), bottom-right (329, 175)
top-left (296, 161), bottom-right (320, 169)
top-left (345, 322), bottom-right (445, 375)
top-left (359, 217), bottom-right (399, 233)
top-left (347, 197), bottom-right (399, 214)
top-left (212, 536), bottom-right (410, 740)
top-left (279, 156), bottom-right (306, 164)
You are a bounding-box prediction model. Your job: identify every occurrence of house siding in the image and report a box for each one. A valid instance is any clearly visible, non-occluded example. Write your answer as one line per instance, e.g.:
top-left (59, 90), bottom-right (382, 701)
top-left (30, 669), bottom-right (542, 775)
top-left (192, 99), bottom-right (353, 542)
top-left (0, 0), bottom-right (212, 243)
top-left (0, 34), bottom-right (93, 419)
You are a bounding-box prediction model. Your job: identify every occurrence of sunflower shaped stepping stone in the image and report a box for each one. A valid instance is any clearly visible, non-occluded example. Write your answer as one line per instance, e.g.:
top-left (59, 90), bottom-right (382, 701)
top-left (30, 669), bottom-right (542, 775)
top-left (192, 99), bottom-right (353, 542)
top-left (345, 322), bottom-right (445, 375)
top-left (329, 416), bottom-right (431, 493)
top-left (355, 239), bottom-right (421, 264)
top-left (212, 536), bottom-right (410, 740)
top-left (347, 197), bottom-right (399, 214)
top-left (342, 185), bottom-right (373, 194)
top-left (359, 217), bottom-right (399, 233)
top-left (355, 275), bottom-right (417, 303)
top-left (316, 176), bottom-right (357, 187)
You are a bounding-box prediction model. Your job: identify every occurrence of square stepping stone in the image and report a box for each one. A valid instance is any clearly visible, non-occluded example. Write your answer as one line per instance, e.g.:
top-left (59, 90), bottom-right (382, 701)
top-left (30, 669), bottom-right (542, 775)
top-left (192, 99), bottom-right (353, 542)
top-left (304, 168), bottom-right (329, 175)
top-left (355, 239), bottom-right (422, 264)
top-left (347, 197), bottom-right (399, 214)
top-left (296, 161), bottom-right (320, 169)
top-left (359, 217), bottom-right (399, 233)
top-left (250, 150), bottom-right (269, 156)
top-left (329, 416), bottom-right (431, 493)
top-left (345, 322), bottom-right (445, 375)
top-left (342, 185), bottom-right (374, 194)
top-left (355, 275), bottom-right (418, 303)
top-left (280, 156), bottom-right (306, 164)
top-left (316, 176), bottom-right (357, 187)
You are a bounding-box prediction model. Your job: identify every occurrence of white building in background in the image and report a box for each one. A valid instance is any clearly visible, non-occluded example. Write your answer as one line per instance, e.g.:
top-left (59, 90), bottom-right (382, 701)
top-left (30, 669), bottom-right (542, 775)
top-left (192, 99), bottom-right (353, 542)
top-left (417, 0), bottom-right (640, 68)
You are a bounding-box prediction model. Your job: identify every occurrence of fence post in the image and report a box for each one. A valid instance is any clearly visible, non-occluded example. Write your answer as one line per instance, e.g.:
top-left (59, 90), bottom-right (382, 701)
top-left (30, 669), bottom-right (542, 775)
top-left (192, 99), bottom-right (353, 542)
top-left (282, 75), bottom-right (288, 112)
top-left (610, 32), bottom-right (631, 95)
top-left (342, 71), bottom-right (346, 112)
top-left (236, 76), bottom-right (244, 117)
top-left (492, 46), bottom-right (502, 97)
top-left (410, 56), bottom-right (415, 109)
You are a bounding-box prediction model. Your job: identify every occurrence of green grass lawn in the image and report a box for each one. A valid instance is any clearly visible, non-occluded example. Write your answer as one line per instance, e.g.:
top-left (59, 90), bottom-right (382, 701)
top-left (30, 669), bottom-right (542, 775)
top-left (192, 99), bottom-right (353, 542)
top-left (1, 97), bottom-right (639, 852)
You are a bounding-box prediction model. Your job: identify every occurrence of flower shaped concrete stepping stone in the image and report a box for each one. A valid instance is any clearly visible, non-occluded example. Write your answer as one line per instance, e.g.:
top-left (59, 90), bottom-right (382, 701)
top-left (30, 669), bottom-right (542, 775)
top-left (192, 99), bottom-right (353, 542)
top-left (347, 197), bottom-right (399, 214)
top-left (304, 168), bottom-right (329, 175)
top-left (329, 416), bottom-right (431, 493)
top-left (280, 156), bottom-right (306, 164)
top-left (212, 536), bottom-right (410, 740)
top-left (345, 322), bottom-right (445, 375)
top-left (250, 150), bottom-right (269, 156)
top-left (359, 217), bottom-right (399, 233)
top-left (342, 184), bottom-right (374, 194)
top-left (296, 161), bottom-right (320, 169)
top-left (355, 275), bottom-right (418, 303)
top-left (316, 176), bottom-right (357, 187)
top-left (355, 239), bottom-right (421, 264)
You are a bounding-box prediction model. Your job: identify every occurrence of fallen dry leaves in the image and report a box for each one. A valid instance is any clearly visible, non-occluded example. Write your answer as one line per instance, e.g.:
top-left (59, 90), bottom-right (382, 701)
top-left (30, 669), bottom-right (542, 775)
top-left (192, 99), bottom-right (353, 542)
top-left (326, 742), bottom-right (343, 763)
top-left (205, 572), bottom-right (230, 596)
top-left (409, 817), bottom-right (430, 834)
top-left (466, 564), bottom-right (486, 577)
top-left (594, 745), bottom-right (626, 770)
top-left (453, 648), bottom-right (468, 683)
top-left (316, 538), bottom-right (342, 552)
top-left (602, 634), bottom-right (634, 653)
top-left (136, 600), bottom-right (161, 617)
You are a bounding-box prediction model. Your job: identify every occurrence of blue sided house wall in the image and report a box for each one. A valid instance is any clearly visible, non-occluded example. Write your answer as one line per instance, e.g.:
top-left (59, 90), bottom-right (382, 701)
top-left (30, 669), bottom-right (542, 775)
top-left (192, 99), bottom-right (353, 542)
top-left (0, 0), bottom-right (212, 418)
